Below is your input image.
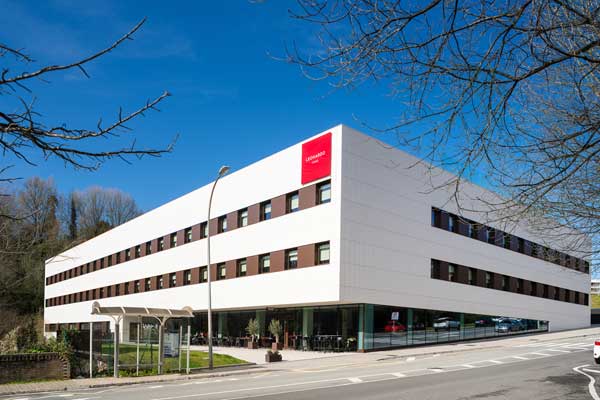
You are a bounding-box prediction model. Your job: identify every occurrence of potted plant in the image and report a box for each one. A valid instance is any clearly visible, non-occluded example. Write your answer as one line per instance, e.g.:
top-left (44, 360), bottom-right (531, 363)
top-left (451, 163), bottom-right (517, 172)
top-left (265, 350), bottom-right (282, 363)
top-left (246, 318), bottom-right (259, 349)
top-left (268, 319), bottom-right (283, 351)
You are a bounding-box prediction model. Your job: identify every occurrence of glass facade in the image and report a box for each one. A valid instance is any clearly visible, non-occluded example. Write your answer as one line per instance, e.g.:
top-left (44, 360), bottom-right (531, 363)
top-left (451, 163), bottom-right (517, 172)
top-left (189, 303), bottom-right (548, 352)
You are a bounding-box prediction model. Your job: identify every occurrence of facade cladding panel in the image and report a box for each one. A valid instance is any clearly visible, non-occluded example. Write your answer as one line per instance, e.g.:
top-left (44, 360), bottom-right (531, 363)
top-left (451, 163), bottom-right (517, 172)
top-left (44, 125), bottom-right (589, 346)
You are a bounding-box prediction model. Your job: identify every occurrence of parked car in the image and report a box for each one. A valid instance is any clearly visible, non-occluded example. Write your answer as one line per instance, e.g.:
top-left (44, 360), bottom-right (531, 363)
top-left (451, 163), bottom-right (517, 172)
top-left (495, 318), bottom-right (524, 333)
top-left (594, 340), bottom-right (600, 364)
top-left (384, 321), bottom-right (406, 332)
top-left (433, 317), bottom-right (460, 331)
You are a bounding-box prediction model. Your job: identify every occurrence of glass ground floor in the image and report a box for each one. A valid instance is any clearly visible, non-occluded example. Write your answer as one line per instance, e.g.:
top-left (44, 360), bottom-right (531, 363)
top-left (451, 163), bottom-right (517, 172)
top-left (177, 303), bottom-right (548, 352)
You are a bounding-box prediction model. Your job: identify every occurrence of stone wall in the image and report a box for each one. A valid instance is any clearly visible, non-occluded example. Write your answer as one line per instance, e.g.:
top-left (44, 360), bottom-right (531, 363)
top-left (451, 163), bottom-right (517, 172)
top-left (0, 352), bottom-right (69, 384)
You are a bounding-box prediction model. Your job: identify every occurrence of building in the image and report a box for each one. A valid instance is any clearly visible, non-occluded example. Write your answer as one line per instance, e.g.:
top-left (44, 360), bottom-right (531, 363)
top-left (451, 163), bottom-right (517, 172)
top-left (592, 280), bottom-right (600, 295)
top-left (44, 125), bottom-right (591, 352)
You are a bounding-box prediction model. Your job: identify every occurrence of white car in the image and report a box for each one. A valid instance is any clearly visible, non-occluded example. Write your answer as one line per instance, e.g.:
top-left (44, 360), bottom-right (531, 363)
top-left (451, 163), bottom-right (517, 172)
top-left (433, 317), bottom-right (460, 331)
top-left (594, 340), bottom-right (600, 364)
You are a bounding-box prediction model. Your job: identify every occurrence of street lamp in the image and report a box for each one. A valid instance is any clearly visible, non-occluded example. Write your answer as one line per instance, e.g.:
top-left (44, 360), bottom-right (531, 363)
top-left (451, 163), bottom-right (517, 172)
top-left (206, 165), bottom-right (229, 369)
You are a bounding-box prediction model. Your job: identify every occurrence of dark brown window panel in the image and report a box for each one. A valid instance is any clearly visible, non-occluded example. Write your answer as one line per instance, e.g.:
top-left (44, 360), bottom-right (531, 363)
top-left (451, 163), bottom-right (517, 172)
top-left (431, 207), bottom-right (588, 274)
top-left (430, 258), bottom-right (586, 306)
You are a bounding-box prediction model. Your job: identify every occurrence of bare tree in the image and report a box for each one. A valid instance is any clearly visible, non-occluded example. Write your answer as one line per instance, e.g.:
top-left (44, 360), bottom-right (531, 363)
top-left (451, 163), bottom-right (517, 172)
top-left (105, 189), bottom-right (141, 227)
top-left (0, 18), bottom-right (175, 186)
top-left (287, 0), bottom-right (599, 262)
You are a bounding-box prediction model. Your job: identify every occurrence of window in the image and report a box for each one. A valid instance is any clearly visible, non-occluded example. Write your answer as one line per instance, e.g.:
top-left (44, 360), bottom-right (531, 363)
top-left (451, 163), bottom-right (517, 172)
top-left (564, 289), bottom-right (571, 302)
top-left (502, 275), bottom-right (509, 291)
top-left (287, 192), bottom-right (299, 213)
top-left (503, 234), bottom-right (511, 249)
top-left (158, 276), bottom-right (164, 289)
top-left (200, 267), bottom-right (208, 283)
top-left (126, 249), bottom-right (131, 261)
top-left (170, 232), bottom-right (177, 248)
top-left (218, 216), bottom-right (227, 233)
top-left (449, 215), bottom-right (459, 233)
top-left (236, 259), bottom-right (247, 277)
top-left (487, 227), bottom-right (495, 244)
top-left (553, 287), bottom-right (560, 300)
top-left (543, 284), bottom-right (549, 298)
top-left (107, 286), bottom-right (112, 297)
top-left (94, 260), bottom-right (99, 270)
top-left (517, 238), bottom-right (524, 253)
top-left (124, 283), bottom-right (129, 295)
top-left (145, 278), bottom-right (151, 291)
top-left (158, 237), bottom-right (165, 251)
top-left (285, 249), bottom-right (298, 270)
top-left (134, 280), bottom-right (140, 293)
top-left (169, 272), bottom-right (177, 287)
top-left (565, 255), bottom-right (571, 268)
top-left (135, 245), bottom-right (141, 258)
top-left (80, 265), bottom-right (85, 275)
top-left (116, 252), bottom-right (121, 264)
top-left (185, 227), bottom-right (192, 243)
top-left (447, 214), bottom-right (455, 233)
top-left (448, 264), bottom-right (457, 282)
top-left (575, 291), bottom-right (580, 304)
top-left (468, 268), bottom-right (476, 285)
top-left (517, 278), bottom-right (523, 294)
top-left (431, 208), bottom-right (440, 227)
top-left (200, 222), bottom-right (208, 239)
top-left (146, 241), bottom-right (152, 255)
top-left (485, 272), bottom-right (493, 288)
top-left (260, 201), bottom-right (272, 221)
top-left (184, 269), bottom-right (192, 285)
top-left (217, 263), bottom-right (227, 280)
top-left (115, 284), bottom-right (120, 296)
top-left (531, 243), bottom-right (538, 258)
top-left (430, 260), bottom-right (440, 278)
top-left (259, 254), bottom-right (270, 274)
top-left (530, 281), bottom-right (537, 296)
top-left (107, 255), bottom-right (112, 267)
top-left (317, 242), bottom-right (330, 264)
top-left (238, 208), bottom-right (248, 227)
top-left (317, 181), bottom-right (331, 204)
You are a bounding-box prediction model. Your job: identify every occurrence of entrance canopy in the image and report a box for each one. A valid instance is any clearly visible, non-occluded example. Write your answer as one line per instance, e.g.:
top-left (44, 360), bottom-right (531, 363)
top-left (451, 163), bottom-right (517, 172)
top-left (91, 302), bottom-right (194, 319)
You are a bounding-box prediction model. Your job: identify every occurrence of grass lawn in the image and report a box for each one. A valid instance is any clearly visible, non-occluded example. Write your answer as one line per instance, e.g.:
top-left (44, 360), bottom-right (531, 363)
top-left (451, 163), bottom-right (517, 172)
top-left (591, 294), bottom-right (600, 308)
top-left (101, 343), bottom-right (246, 373)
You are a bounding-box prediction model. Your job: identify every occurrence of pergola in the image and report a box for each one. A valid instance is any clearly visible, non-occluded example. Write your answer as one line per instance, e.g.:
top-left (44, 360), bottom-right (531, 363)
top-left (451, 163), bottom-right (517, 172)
top-left (90, 302), bottom-right (194, 377)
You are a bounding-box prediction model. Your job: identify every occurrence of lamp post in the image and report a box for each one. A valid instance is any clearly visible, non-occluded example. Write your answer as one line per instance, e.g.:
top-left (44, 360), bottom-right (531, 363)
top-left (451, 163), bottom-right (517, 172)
top-left (207, 165), bottom-right (230, 369)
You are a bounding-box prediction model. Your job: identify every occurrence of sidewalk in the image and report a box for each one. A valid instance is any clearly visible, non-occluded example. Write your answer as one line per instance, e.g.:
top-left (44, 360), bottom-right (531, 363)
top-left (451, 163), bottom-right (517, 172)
top-left (2, 326), bottom-right (599, 396)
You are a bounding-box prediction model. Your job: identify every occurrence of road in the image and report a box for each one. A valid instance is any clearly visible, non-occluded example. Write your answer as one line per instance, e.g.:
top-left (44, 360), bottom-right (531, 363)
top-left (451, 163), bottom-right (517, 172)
top-left (3, 337), bottom-right (600, 400)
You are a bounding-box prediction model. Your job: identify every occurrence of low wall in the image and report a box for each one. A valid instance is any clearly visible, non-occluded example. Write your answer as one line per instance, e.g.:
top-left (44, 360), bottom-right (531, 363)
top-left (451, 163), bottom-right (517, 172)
top-left (0, 352), bottom-right (69, 384)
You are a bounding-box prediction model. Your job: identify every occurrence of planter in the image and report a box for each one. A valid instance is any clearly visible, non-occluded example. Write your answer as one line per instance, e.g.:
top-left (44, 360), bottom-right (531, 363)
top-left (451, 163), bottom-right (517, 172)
top-left (272, 342), bottom-right (283, 351)
top-left (248, 341), bottom-right (258, 349)
top-left (265, 352), bottom-right (282, 363)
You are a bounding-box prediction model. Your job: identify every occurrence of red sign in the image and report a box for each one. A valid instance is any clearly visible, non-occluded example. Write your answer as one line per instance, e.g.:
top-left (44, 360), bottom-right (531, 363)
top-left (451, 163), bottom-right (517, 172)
top-left (301, 132), bottom-right (332, 184)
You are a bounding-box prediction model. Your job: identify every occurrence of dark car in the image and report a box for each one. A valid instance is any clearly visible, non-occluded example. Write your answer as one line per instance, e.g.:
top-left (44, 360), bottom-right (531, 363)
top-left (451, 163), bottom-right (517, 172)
top-left (475, 317), bottom-right (494, 327)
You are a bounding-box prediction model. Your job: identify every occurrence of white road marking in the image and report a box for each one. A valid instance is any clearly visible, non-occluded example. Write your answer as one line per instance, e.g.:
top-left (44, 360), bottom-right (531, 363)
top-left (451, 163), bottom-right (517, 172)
top-left (512, 356), bottom-right (529, 360)
top-left (583, 368), bottom-right (600, 375)
top-left (573, 365), bottom-right (600, 400)
top-left (347, 377), bottom-right (362, 383)
top-left (406, 357), bottom-right (416, 362)
top-left (547, 349), bottom-right (570, 353)
top-left (461, 364), bottom-right (476, 369)
top-left (390, 372), bottom-right (406, 378)
top-left (149, 386), bottom-right (164, 389)
top-left (488, 360), bottom-right (503, 364)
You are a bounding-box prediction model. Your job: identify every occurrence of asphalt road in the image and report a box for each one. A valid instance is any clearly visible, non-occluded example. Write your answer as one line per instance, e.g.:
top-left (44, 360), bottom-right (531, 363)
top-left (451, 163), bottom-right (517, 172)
top-left (3, 337), bottom-right (600, 400)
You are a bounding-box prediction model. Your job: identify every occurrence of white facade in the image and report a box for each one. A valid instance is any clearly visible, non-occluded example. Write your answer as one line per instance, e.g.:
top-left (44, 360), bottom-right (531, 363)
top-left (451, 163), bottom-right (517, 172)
top-left (592, 280), bottom-right (600, 295)
top-left (44, 125), bottom-right (590, 336)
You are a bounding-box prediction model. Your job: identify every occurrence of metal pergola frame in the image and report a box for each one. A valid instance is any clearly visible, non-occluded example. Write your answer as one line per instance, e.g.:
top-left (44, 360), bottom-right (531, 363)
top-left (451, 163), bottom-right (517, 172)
top-left (90, 302), bottom-right (194, 377)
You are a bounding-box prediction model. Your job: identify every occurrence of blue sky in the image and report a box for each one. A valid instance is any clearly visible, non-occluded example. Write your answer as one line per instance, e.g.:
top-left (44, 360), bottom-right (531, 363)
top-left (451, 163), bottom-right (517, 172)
top-left (1, 0), bottom-right (411, 211)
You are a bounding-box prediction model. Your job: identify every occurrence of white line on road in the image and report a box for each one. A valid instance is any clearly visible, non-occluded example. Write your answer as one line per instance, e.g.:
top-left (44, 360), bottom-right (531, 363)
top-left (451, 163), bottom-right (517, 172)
top-left (583, 369), bottom-right (600, 375)
top-left (406, 357), bottom-right (416, 362)
top-left (488, 360), bottom-right (503, 364)
top-left (530, 352), bottom-right (551, 356)
top-left (149, 386), bottom-right (164, 389)
top-left (461, 364), bottom-right (476, 369)
top-left (390, 373), bottom-right (406, 378)
top-left (512, 356), bottom-right (529, 360)
top-left (573, 365), bottom-right (600, 400)
top-left (347, 377), bottom-right (363, 383)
